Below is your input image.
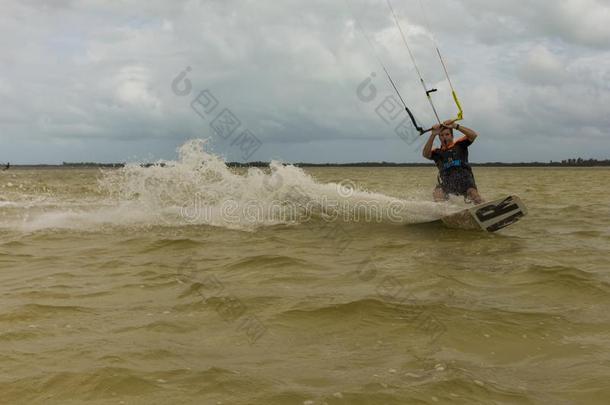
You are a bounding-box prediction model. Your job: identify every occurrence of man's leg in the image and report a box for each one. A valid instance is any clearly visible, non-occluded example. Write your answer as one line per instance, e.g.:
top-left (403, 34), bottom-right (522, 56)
top-left (433, 186), bottom-right (448, 202)
top-left (466, 187), bottom-right (484, 204)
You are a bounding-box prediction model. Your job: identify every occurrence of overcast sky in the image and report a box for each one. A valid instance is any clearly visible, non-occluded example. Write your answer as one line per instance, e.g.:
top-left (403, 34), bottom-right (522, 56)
top-left (1, 0), bottom-right (609, 164)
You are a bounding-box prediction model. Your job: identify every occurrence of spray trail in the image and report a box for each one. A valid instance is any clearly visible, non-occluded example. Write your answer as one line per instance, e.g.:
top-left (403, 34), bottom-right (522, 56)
top-left (3, 139), bottom-right (450, 232)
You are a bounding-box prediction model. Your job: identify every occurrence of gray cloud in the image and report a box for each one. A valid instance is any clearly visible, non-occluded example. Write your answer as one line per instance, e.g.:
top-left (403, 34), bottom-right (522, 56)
top-left (0, 0), bottom-right (608, 164)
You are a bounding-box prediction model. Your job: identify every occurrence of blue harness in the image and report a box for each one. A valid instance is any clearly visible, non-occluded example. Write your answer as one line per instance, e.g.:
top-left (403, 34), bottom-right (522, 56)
top-left (442, 159), bottom-right (463, 171)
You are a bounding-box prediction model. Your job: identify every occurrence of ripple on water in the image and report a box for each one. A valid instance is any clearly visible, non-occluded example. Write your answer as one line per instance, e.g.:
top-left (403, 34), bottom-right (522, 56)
top-left (0, 303), bottom-right (94, 322)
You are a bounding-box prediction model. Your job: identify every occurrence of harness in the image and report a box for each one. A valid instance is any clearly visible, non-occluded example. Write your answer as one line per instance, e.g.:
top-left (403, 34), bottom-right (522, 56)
top-left (433, 138), bottom-right (474, 203)
top-left (442, 159), bottom-right (463, 171)
top-left (436, 156), bottom-right (468, 187)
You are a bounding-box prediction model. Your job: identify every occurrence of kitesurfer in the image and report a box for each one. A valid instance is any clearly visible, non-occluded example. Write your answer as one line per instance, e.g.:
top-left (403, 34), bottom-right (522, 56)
top-left (422, 119), bottom-right (483, 204)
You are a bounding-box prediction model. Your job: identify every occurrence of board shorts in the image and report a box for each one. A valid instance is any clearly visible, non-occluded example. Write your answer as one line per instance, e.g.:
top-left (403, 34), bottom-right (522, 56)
top-left (436, 167), bottom-right (477, 197)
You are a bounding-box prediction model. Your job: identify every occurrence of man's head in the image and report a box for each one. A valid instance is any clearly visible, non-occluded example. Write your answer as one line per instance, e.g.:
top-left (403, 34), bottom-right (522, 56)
top-left (439, 126), bottom-right (454, 147)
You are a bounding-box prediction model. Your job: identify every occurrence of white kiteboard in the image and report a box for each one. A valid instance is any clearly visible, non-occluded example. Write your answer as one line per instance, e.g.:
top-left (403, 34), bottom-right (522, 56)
top-left (440, 195), bottom-right (527, 232)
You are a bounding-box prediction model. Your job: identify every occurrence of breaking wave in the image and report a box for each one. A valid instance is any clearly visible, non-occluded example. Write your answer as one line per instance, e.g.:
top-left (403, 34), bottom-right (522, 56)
top-left (97, 139), bottom-right (448, 230)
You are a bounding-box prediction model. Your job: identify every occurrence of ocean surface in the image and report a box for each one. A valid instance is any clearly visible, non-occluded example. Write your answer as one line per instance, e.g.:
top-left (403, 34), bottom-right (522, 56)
top-left (1, 140), bottom-right (609, 404)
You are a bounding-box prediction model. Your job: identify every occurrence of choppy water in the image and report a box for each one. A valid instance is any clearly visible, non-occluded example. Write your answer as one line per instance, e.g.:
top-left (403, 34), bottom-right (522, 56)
top-left (1, 140), bottom-right (609, 404)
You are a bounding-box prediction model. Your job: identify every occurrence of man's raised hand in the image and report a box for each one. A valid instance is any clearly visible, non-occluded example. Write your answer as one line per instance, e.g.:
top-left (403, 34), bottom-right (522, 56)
top-left (431, 123), bottom-right (442, 135)
top-left (442, 119), bottom-right (458, 129)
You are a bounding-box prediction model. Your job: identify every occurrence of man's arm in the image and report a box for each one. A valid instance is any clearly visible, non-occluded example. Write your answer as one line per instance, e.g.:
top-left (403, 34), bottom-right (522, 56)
top-left (456, 124), bottom-right (478, 142)
top-left (422, 124), bottom-right (441, 159)
top-left (444, 119), bottom-right (478, 143)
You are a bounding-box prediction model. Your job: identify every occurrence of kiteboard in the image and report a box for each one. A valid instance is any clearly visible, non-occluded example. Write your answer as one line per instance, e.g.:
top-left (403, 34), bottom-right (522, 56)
top-left (440, 195), bottom-right (527, 232)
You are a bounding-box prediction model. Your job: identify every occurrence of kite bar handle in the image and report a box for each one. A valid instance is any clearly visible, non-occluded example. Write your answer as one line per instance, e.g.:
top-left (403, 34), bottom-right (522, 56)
top-left (452, 90), bottom-right (464, 122)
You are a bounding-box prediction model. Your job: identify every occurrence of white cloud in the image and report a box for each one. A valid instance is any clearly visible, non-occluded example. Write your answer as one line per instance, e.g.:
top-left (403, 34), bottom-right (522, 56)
top-left (461, 0), bottom-right (610, 48)
top-left (518, 45), bottom-right (568, 85)
top-left (114, 66), bottom-right (161, 110)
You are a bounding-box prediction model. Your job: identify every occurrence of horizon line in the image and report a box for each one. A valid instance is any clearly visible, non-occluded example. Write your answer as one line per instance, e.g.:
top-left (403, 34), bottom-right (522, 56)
top-left (3, 158), bottom-right (609, 168)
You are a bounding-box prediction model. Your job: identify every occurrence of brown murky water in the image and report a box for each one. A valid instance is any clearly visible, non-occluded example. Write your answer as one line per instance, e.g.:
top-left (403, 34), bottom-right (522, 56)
top-left (1, 156), bottom-right (609, 404)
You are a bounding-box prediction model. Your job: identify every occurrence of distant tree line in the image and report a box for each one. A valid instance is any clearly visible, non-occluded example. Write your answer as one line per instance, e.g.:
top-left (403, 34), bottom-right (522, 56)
top-left (557, 158), bottom-right (610, 166)
top-left (62, 162), bottom-right (124, 168)
top-left (9, 158), bottom-right (607, 169)
top-left (228, 159), bottom-right (610, 168)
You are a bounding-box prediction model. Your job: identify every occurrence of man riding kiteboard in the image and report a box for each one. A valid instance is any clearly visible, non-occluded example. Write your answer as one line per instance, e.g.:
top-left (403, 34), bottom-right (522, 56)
top-left (422, 119), bottom-right (483, 204)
